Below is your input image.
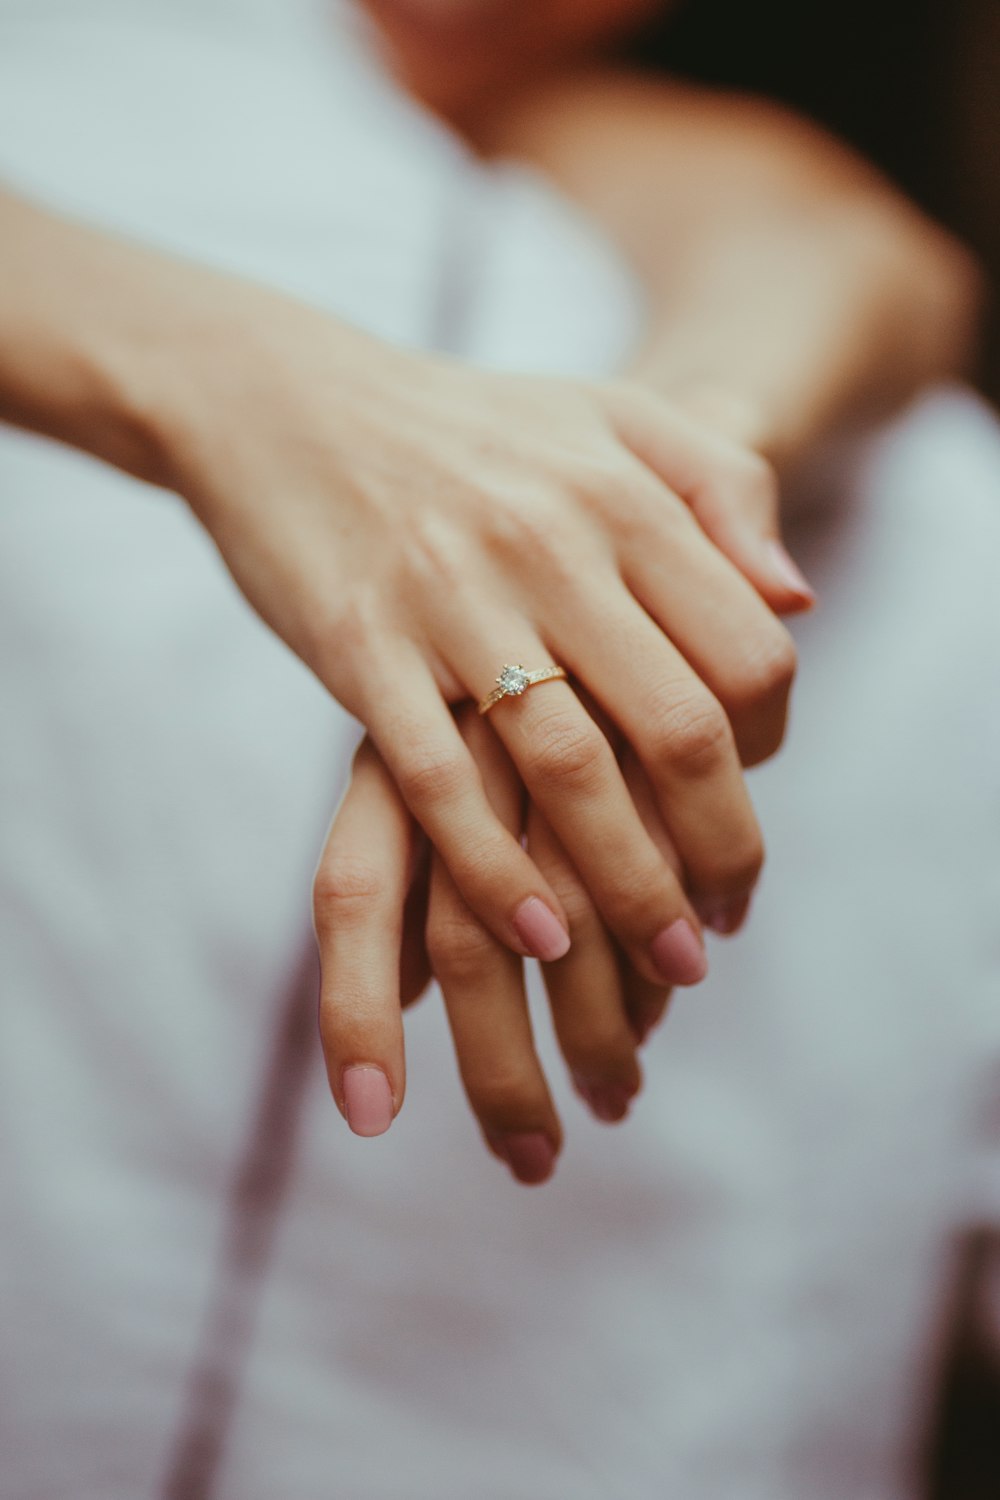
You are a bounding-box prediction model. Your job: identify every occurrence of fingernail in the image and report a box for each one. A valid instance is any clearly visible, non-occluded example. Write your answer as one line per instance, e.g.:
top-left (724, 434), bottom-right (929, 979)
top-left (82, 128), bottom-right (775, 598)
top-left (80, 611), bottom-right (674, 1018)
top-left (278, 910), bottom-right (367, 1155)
top-left (650, 919), bottom-right (708, 986)
top-left (766, 540), bottom-right (816, 604)
top-left (512, 897), bottom-right (571, 962)
top-left (487, 1130), bottom-right (557, 1185)
top-left (572, 1076), bottom-right (633, 1124)
top-left (695, 891), bottom-right (752, 936)
top-left (342, 1066), bottom-right (395, 1137)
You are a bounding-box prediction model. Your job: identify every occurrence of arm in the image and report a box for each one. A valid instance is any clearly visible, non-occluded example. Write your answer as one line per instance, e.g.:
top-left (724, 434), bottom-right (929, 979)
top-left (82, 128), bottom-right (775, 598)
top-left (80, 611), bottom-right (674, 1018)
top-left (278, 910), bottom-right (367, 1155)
top-left (0, 184), bottom-right (798, 978)
top-left (0, 184), bottom-right (806, 1168)
top-left (0, 190), bottom-right (177, 484)
top-left (470, 72), bottom-right (985, 472)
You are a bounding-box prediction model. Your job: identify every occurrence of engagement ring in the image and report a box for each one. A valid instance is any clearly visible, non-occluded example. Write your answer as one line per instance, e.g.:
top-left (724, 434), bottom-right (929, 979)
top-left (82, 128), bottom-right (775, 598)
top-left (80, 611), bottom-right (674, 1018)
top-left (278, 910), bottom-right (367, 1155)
top-left (477, 663), bottom-right (567, 716)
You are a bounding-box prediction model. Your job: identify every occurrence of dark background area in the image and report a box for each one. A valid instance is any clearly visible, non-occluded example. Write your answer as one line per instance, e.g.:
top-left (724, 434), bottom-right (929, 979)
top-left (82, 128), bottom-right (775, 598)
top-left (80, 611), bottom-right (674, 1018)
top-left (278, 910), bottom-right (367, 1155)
top-left (630, 6), bottom-right (1000, 1492)
top-left (627, 0), bottom-right (1000, 404)
top-left (923, 1229), bottom-right (1000, 1500)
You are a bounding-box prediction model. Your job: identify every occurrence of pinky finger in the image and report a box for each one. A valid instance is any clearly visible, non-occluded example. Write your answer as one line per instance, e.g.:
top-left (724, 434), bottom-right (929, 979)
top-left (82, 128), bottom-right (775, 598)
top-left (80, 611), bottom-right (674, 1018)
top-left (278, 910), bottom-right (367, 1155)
top-left (605, 381), bottom-right (816, 614)
top-left (313, 737), bottom-right (414, 1137)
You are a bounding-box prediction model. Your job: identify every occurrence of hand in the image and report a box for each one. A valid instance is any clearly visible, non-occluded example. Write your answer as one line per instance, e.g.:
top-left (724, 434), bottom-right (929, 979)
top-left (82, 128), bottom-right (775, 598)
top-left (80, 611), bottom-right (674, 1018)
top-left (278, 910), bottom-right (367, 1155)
top-left (314, 714), bottom-right (673, 1183)
top-left (308, 372), bottom-right (810, 1179)
top-left (158, 286), bottom-right (803, 986)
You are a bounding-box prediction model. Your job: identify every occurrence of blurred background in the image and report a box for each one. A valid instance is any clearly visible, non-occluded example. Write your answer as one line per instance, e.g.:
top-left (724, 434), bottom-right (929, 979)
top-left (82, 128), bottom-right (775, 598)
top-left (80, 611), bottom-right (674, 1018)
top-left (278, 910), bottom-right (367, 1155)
top-left (627, 0), bottom-right (1000, 407)
top-left (634, 3), bottom-right (1000, 1489)
top-left (1, 1), bottom-right (997, 1495)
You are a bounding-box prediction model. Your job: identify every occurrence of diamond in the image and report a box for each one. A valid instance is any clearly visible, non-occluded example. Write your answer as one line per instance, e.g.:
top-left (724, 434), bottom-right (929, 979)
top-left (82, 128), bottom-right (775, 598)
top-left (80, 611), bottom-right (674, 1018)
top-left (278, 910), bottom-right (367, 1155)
top-left (498, 664), bottom-right (530, 696)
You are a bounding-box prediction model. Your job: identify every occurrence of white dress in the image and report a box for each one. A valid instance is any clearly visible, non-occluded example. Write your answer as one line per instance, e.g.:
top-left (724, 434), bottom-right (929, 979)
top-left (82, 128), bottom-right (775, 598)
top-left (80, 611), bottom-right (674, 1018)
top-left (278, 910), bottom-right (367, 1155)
top-left (0, 4), bottom-right (997, 1498)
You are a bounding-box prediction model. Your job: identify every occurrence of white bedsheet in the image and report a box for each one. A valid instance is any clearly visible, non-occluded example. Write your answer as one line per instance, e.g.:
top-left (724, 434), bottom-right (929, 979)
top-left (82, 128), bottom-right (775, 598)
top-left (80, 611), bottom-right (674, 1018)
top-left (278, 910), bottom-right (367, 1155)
top-left (0, 4), bottom-right (997, 1498)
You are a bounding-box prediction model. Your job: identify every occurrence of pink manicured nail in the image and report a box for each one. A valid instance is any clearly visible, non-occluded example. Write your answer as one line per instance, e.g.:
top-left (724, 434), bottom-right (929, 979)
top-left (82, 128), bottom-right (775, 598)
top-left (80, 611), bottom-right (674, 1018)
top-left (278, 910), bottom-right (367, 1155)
top-left (572, 1076), bottom-right (633, 1124)
top-left (342, 1066), bottom-right (395, 1137)
top-left (766, 540), bottom-right (816, 604)
top-left (650, 919), bottom-right (708, 986)
top-left (696, 891), bottom-right (752, 936)
top-left (512, 897), bottom-right (570, 962)
top-left (488, 1131), bottom-right (557, 1185)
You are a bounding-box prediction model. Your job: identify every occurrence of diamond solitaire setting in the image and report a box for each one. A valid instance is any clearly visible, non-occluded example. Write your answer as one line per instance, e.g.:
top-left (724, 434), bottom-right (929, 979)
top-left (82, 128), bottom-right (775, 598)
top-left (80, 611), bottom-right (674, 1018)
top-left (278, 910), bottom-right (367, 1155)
top-left (477, 661), bottom-right (568, 716)
top-left (497, 664), bottom-right (531, 697)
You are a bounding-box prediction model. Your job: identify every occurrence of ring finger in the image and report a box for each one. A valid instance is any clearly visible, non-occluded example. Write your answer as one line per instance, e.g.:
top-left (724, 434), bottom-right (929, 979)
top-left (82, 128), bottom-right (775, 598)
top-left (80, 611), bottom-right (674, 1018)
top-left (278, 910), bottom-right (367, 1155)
top-left (425, 706), bottom-right (561, 1185)
top-left (430, 601), bottom-right (710, 990)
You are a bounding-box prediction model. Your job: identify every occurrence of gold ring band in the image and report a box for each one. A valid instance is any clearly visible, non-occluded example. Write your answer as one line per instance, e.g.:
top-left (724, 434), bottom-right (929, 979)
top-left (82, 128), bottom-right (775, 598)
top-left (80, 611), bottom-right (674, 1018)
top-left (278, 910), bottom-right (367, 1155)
top-left (478, 663), bottom-right (567, 716)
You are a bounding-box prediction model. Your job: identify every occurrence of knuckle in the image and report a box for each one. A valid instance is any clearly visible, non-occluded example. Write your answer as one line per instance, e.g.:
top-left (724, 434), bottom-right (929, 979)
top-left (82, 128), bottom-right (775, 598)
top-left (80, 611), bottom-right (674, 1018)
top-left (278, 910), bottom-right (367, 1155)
top-left (648, 690), bottom-right (733, 779)
top-left (546, 875), bottom-right (598, 937)
top-left (303, 588), bottom-right (381, 688)
top-left (525, 713), bottom-right (610, 793)
top-left (598, 375), bottom-right (655, 428)
top-left (729, 627), bottom-right (798, 712)
top-left (489, 503), bottom-right (588, 600)
top-left (484, 494), bottom-right (566, 563)
top-left (313, 855), bottom-right (384, 930)
top-left (406, 513), bottom-right (470, 592)
top-left (426, 907), bottom-right (496, 983)
top-left (397, 746), bottom-right (470, 811)
top-left (331, 590), bottom-right (378, 653)
top-left (449, 837), bottom-right (518, 902)
top-left (714, 448), bottom-right (780, 527)
top-left (593, 467), bottom-right (675, 547)
top-left (622, 867), bottom-right (682, 937)
top-left (715, 824), bottom-right (766, 890)
top-left (566, 453), bottom-right (629, 513)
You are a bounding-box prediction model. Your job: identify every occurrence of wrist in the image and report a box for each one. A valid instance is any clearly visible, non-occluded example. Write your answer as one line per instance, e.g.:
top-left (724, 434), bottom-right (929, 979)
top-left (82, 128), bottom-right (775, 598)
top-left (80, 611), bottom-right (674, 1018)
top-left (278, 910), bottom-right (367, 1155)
top-left (0, 194), bottom-right (235, 491)
top-left (146, 273), bottom-right (428, 531)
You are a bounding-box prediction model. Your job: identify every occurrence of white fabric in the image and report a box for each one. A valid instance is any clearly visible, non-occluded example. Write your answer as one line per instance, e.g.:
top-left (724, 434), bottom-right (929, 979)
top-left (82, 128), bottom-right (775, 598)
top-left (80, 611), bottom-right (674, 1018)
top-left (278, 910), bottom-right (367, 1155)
top-left (0, 4), bottom-right (998, 1498)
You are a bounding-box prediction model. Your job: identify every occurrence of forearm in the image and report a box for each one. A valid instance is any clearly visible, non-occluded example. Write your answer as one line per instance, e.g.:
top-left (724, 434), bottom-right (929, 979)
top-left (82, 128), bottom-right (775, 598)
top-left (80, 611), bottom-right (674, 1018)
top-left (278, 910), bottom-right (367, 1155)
top-left (0, 188), bottom-right (361, 496)
top-left (0, 189), bottom-right (207, 483)
top-left (472, 73), bottom-right (984, 469)
top-left (629, 198), bottom-right (978, 468)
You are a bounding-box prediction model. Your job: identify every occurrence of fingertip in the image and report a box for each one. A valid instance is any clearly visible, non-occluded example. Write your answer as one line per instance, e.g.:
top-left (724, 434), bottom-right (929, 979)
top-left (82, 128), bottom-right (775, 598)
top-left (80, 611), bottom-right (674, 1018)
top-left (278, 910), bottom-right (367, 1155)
top-left (486, 1129), bottom-right (559, 1185)
top-left (785, 587), bottom-right (818, 614)
top-left (765, 540), bottom-right (817, 609)
top-left (695, 890), bottom-right (752, 936)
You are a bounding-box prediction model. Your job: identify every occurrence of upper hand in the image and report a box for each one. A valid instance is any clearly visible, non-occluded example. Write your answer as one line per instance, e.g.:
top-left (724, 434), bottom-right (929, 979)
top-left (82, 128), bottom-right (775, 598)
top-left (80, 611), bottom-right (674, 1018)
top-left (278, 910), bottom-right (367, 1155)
top-left (161, 291), bottom-right (803, 984)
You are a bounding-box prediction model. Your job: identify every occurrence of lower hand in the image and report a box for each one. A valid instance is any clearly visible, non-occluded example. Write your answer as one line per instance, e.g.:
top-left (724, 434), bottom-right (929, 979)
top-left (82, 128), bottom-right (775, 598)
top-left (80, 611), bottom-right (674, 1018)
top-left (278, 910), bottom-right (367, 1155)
top-left (307, 369), bottom-right (812, 1179)
top-left (314, 712), bottom-right (673, 1183)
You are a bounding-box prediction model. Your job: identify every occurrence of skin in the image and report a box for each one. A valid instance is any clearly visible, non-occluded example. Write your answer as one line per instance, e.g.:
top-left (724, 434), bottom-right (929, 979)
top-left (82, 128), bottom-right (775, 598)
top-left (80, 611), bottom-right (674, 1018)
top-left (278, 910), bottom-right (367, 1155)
top-left (0, 3), bottom-right (979, 1185)
top-left (0, 192), bottom-right (796, 983)
top-left (361, 0), bottom-right (666, 122)
top-left (318, 3), bottom-right (984, 1181)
